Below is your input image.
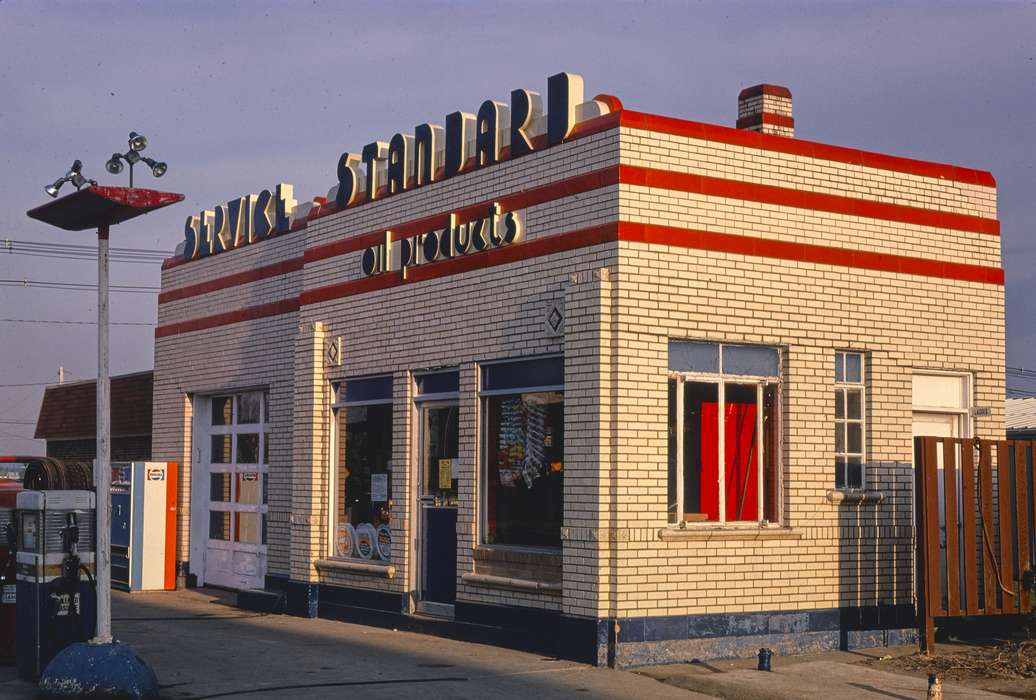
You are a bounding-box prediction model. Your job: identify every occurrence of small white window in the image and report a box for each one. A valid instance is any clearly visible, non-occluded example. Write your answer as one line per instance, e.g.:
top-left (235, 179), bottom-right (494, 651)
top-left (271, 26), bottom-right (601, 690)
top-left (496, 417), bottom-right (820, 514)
top-left (835, 352), bottom-right (866, 489)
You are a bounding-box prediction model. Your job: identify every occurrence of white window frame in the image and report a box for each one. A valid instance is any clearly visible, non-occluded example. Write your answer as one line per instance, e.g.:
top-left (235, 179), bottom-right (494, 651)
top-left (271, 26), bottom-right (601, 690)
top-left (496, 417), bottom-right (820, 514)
top-left (668, 351), bottom-right (781, 527)
top-left (834, 351), bottom-right (867, 490)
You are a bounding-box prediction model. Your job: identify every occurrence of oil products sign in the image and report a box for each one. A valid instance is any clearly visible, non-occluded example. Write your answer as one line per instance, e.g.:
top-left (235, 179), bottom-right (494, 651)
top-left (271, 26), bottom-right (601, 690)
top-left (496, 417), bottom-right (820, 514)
top-left (360, 203), bottom-right (521, 277)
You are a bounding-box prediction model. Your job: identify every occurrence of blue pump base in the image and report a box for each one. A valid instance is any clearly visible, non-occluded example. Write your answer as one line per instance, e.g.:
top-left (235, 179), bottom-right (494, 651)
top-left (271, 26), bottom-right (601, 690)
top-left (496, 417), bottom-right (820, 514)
top-left (38, 641), bottom-right (158, 699)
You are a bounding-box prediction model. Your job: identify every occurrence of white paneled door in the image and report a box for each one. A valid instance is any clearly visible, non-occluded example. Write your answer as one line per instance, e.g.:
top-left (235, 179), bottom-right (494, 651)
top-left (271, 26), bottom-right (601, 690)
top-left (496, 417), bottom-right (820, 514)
top-left (192, 391), bottom-right (269, 590)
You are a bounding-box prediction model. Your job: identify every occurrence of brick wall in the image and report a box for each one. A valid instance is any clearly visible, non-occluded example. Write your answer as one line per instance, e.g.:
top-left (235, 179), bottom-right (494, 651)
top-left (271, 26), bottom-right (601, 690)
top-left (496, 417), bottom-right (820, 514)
top-left (151, 105), bottom-right (1002, 639)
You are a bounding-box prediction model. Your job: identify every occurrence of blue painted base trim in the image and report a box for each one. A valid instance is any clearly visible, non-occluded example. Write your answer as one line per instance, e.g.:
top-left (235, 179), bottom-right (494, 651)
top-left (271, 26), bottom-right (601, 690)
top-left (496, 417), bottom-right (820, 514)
top-left (613, 604), bottom-right (918, 668)
top-left (239, 582), bottom-right (917, 669)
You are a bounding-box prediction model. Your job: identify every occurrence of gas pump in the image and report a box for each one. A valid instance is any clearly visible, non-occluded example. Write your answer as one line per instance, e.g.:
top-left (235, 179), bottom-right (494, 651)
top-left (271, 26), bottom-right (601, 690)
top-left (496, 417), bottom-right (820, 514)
top-left (0, 479), bottom-right (22, 663)
top-left (15, 490), bottom-right (97, 681)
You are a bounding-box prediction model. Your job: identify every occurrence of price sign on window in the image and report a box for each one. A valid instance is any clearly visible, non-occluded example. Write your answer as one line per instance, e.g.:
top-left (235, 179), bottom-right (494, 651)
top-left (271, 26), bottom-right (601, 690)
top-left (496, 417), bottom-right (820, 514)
top-left (438, 459), bottom-right (452, 490)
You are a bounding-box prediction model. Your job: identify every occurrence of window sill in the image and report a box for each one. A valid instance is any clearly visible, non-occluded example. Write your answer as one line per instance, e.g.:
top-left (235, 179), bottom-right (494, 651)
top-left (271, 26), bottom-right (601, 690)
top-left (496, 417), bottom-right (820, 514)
top-left (474, 546), bottom-right (562, 567)
top-left (826, 489), bottom-right (885, 505)
top-left (461, 572), bottom-right (562, 594)
top-left (315, 558), bottom-right (396, 579)
top-left (657, 526), bottom-right (802, 542)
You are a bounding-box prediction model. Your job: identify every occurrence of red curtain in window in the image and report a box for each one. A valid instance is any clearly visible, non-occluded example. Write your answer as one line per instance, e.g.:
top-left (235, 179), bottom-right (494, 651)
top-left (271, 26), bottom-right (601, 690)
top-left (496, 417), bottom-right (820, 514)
top-left (698, 397), bottom-right (758, 521)
top-left (725, 400), bottom-right (758, 521)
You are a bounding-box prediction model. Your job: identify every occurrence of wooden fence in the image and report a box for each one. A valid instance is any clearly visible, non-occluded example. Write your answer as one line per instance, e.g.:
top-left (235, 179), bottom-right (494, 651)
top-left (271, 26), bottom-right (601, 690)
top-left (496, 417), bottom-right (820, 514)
top-left (914, 436), bottom-right (1035, 653)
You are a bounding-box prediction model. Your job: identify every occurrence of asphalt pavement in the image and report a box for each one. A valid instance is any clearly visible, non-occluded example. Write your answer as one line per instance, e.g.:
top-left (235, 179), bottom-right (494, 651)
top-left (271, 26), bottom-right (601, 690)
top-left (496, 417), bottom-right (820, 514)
top-left (0, 587), bottom-right (707, 699)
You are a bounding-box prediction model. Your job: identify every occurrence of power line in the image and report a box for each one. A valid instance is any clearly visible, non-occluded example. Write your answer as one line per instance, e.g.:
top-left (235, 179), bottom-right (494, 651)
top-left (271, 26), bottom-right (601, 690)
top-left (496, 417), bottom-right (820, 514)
top-left (0, 279), bottom-right (159, 293)
top-left (0, 318), bottom-right (155, 326)
top-left (0, 419), bottom-right (34, 425)
top-left (2, 239), bottom-right (168, 256)
top-left (0, 381), bottom-right (60, 388)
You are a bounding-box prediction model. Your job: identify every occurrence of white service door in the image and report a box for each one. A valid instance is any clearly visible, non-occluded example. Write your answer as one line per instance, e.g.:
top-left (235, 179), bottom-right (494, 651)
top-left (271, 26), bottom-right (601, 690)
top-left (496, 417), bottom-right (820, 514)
top-left (197, 392), bottom-right (269, 590)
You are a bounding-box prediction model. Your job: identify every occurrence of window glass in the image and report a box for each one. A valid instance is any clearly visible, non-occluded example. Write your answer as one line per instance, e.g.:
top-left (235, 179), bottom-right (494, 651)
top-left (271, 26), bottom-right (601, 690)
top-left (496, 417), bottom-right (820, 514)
top-left (669, 341), bottom-right (719, 373)
top-left (682, 382), bottom-right (719, 519)
top-left (723, 345), bottom-right (779, 377)
top-left (210, 473), bottom-right (231, 502)
top-left (485, 391), bottom-right (564, 546)
top-left (209, 511), bottom-right (231, 540)
top-left (423, 404), bottom-right (460, 501)
top-left (845, 353), bottom-right (862, 383)
top-left (211, 435), bottom-right (232, 464)
top-left (668, 342), bottom-right (780, 523)
top-left (482, 357), bottom-right (563, 392)
top-left (416, 371), bottom-right (460, 396)
top-left (236, 473), bottom-right (261, 504)
top-left (236, 434), bottom-right (260, 464)
top-left (334, 403), bottom-right (393, 561)
top-left (235, 512), bottom-right (260, 544)
top-left (211, 396), bottom-right (233, 426)
top-left (835, 351), bottom-right (866, 489)
top-left (237, 392), bottom-right (263, 424)
top-left (342, 376), bottom-right (393, 404)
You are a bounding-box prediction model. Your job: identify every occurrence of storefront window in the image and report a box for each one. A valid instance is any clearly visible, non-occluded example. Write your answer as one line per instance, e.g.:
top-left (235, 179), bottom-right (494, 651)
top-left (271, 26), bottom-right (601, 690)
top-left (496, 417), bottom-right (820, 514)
top-left (482, 357), bottom-right (564, 548)
top-left (333, 377), bottom-right (394, 562)
top-left (835, 351), bottom-right (866, 489)
top-left (668, 341), bottom-right (780, 524)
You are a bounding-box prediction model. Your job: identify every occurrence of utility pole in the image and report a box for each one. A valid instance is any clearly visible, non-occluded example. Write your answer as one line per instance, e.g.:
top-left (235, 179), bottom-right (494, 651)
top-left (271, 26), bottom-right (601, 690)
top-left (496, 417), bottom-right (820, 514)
top-left (94, 223), bottom-right (111, 643)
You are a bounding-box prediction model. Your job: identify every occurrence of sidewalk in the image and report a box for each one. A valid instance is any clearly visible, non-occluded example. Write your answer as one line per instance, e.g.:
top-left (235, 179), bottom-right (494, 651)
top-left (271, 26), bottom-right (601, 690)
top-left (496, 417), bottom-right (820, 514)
top-left (637, 647), bottom-right (1016, 700)
top-left (0, 588), bottom-right (709, 699)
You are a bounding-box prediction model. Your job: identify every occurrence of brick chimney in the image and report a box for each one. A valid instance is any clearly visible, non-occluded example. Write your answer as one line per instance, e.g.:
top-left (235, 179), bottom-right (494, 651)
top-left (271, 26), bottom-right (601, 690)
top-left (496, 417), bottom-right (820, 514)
top-left (737, 84), bottom-right (794, 137)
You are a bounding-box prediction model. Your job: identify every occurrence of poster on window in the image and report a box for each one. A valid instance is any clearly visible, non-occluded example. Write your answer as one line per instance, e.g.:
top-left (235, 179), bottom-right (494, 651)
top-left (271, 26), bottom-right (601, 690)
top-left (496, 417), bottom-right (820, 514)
top-left (496, 396), bottom-right (550, 489)
top-left (371, 473), bottom-right (388, 502)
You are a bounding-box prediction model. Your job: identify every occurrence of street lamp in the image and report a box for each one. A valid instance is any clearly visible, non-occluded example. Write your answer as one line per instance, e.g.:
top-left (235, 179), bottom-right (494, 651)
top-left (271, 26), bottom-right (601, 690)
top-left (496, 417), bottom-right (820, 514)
top-left (27, 173), bottom-right (183, 697)
top-left (104, 132), bottom-right (168, 188)
top-left (44, 160), bottom-right (97, 198)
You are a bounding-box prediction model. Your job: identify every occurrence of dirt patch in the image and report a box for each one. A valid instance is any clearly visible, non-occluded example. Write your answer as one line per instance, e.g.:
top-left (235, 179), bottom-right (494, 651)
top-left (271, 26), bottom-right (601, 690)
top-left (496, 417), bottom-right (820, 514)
top-left (867, 640), bottom-right (1036, 699)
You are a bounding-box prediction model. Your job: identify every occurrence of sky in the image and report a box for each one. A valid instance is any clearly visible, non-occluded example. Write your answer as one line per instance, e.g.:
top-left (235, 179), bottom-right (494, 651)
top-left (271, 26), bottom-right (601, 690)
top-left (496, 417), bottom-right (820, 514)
top-left (0, 0), bottom-right (1033, 452)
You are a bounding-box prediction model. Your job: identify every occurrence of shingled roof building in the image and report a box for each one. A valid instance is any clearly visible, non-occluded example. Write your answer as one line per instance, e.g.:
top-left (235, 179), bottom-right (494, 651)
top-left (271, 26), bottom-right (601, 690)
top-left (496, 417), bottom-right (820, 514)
top-left (34, 371), bottom-right (153, 462)
top-left (151, 73), bottom-right (1003, 666)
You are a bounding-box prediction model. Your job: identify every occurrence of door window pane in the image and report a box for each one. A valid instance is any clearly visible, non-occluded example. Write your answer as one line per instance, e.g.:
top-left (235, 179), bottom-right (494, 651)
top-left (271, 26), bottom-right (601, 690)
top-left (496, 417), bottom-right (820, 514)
top-left (423, 405), bottom-right (459, 501)
top-left (211, 396), bottom-right (233, 426)
top-left (235, 512), bottom-right (260, 544)
top-left (209, 511), bottom-right (231, 540)
top-left (211, 435), bottom-right (232, 464)
top-left (334, 403), bottom-right (393, 560)
top-left (485, 391), bottom-right (564, 546)
top-left (236, 473), bottom-right (261, 504)
top-left (237, 392), bottom-right (262, 424)
top-left (210, 473), bottom-right (232, 502)
top-left (236, 434), bottom-right (260, 464)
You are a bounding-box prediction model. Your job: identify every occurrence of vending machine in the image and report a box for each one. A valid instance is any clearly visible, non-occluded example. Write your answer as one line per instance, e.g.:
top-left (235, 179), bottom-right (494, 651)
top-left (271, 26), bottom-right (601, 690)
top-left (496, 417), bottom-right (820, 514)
top-left (110, 462), bottom-right (177, 592)
top-left (15, 489), bottom-right (96, 680)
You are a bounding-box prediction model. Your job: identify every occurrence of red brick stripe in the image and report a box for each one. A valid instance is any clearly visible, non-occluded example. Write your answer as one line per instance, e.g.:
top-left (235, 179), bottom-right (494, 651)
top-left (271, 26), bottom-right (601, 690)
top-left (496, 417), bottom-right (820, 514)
top-left (154, 219), bottom-right (1003, 338)
top-left (619, 111), bottom-right (996, 187)
top-left (154, 297), bottom-right (300, 338)
top-left (158, 258), bottom-right (303, 303)
top-left (621, 164), bottom-right (1000, 236)
top-left (619, 222), bottom-right (1004, 285)
top-left (304, 167), bottom-right (621, 265)
top-left (300, 223), bottom-right (618, 306)
top-left (735, 113), bottom-right (795, 130)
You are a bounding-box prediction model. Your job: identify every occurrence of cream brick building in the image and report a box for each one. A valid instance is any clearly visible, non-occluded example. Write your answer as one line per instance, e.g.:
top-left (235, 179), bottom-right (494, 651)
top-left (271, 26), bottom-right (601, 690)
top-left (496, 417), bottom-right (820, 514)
top-left (152, 73), bottom-right (1003, 666)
